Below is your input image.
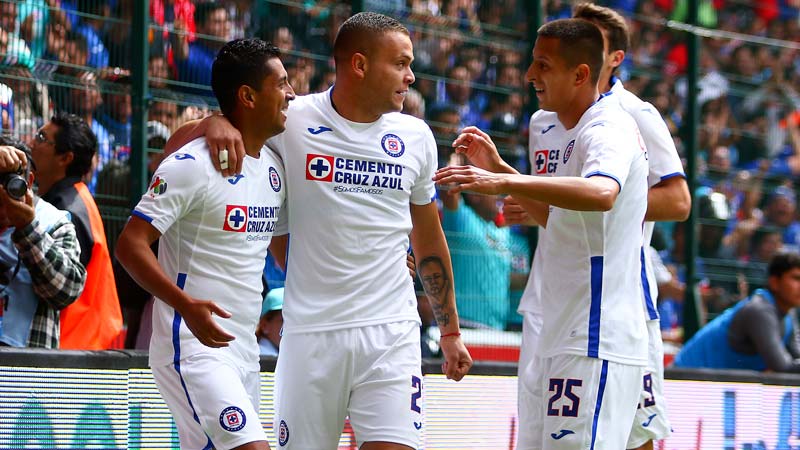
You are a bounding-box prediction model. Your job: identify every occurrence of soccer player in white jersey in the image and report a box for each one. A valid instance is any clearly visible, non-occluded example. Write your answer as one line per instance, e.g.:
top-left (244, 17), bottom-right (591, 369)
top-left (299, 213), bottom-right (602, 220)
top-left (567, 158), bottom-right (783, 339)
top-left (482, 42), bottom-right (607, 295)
top-left (436, 19), bottom-right (649, 449)
top-left (116, 39), bottom-right (295, 450)
top-left (573, 4), bottom-right (692, 449)
top-left (162, 12), bottom-right (473, 450)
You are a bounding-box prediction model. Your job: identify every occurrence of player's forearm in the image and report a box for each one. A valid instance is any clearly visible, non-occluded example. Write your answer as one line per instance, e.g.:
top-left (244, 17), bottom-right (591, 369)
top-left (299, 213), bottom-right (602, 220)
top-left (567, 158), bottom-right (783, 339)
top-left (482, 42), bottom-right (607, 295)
top-left (116, 229), bottom-right (192, 314)
top-left (645, 176), bottom-right (691, 222)
top-left (502, 174), bottom-right (618, 212)
top-left (163, 118), bottom-right (208, 155)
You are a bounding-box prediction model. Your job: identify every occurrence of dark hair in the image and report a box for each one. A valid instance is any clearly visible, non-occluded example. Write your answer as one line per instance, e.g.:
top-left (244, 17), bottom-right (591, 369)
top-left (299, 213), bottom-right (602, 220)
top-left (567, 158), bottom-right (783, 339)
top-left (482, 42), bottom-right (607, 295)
top-left (572, 3), bottom-right (630, 54)
top-left (333, 12), bottom-right (409, 65)
top-left (768, 252), bottom-right (800, 278)
top-left (50, 112), bottom-right (97, 178)
top-left (418, 256), bottom-right (445, 271)
top-left (194, 1), bottom-right (226, 28)
top-left (537, 19), bottom-right (604, 85)
top-left (0, 135), bottom-right (35, 177)
top-left (211, 38), bottom-right (281, 116)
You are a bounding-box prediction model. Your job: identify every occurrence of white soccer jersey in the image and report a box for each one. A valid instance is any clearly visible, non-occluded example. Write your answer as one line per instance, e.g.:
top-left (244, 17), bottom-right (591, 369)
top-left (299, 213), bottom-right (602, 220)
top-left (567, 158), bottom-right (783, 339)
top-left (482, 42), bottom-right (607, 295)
top-left (267, 88), bottom-right (436, 333)
top-left (537, 94), bottom-right (649, 366)
top-left (518, 110), bottom-right (563, 320)
top-left (136, 138), bottom-right (286, 370)
top-left (612, 78), bottom-right (685, 322)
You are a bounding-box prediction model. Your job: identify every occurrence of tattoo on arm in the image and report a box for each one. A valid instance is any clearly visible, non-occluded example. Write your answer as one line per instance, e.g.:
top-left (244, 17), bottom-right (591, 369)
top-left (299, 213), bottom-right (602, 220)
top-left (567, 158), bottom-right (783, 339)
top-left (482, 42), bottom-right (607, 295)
top-left (418, 256), bottom-right (454, 328)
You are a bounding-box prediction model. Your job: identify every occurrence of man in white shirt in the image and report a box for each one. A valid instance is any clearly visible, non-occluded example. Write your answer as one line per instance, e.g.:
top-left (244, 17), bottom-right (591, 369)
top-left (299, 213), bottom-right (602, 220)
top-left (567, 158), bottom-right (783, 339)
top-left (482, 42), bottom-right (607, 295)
top-left (573, 4), bottom-right (691, 449)
top-left (164, 12), bottom-right (472, 450)
top-left (435, 18), bottom-right (649, 449)
top-left (116, 39), bottom-right (295, 450)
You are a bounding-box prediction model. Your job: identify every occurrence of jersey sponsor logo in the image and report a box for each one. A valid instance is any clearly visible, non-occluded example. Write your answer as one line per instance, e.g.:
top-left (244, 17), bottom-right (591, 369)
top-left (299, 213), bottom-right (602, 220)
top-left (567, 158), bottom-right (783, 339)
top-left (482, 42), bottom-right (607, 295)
top-left (223, 205), bottom-right (247, 232)
top-left (541, 124), bottom-right (556, 134)
top-left (534, 149), bottom-right (560, 174)
top-left (278, 420), bottom-right (290, 446)
top-left (306, 153), bottom-right (404, 192)
top-left (381, 133), bottom-right (405, 157)
top-left (306, 154), bottom-right (334, 182)
top-left (219, 406), bottom-right (246, 432)
top-left (228, 174), bottom-right (245, 185)
top-left (269, 166), bottom-right (281, 192)
top-left (307, 125), bottom-right (333, 135)
top-left (223, 204), bottom-right (281, 234)
top-left (563, 140), bottom-right (575, 163)
top-left (174, 153), bottom-right (195, 161)
top-left (147, 176), bottom-right (167, 197)
top-left (550, 429), bottom-right (575, 440)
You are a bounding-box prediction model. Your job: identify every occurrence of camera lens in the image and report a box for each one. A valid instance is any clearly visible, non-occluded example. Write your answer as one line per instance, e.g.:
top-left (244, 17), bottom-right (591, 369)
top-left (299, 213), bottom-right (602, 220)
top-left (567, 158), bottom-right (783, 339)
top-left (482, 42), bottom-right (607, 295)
top-left (5, 176), bottom-right (27, 200)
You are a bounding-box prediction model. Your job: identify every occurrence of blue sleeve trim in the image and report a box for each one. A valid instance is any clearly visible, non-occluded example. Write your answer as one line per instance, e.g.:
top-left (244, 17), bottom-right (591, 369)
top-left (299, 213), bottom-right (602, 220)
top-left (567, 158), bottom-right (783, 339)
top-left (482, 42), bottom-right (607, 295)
top-left (659, 172), bottom-right (686, 181)
top-left (131, 210), bottom-right (154, 223)
top-left (584, 171), bottom-right (622, 192)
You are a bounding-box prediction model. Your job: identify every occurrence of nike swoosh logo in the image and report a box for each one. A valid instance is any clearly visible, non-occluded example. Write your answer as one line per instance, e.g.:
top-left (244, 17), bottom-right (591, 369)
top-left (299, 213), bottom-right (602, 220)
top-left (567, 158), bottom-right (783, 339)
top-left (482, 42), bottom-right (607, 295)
top-left (550, 429), bottom-right (575, 440)
top-left (414, 422), bottom-right (422, 430)
top-left (541, 124), bottom-right (556, 134)
top-left (642, 413), bottom-right (657, 427)
top-left (308, 126), bottom-right (333, 135)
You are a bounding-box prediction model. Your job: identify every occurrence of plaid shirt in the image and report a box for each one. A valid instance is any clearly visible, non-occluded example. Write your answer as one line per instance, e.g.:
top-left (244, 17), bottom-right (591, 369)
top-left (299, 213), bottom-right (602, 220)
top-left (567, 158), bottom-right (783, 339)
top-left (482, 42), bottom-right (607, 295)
top-left (12, 209), bottom-right (86, 348)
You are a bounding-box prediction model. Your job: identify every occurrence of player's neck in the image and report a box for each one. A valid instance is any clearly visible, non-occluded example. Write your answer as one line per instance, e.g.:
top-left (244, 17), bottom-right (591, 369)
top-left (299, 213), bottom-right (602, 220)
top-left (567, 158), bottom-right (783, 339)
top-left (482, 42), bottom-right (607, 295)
top-left (557, 88), bottom-right (599, 130)
top-left (229, 115), bottom-right (267, 158)
top-left (600, 77), bottom-right (613, 94)
top-left (330, 84), bottom-right (381, 123)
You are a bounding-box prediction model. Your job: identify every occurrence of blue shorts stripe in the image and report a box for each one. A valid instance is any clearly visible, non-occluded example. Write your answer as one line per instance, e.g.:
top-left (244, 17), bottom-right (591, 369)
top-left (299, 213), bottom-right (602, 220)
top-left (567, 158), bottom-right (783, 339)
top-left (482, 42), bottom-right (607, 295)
top-left (641, 247), bottom-right (658, 320)
top-left (588, 256), bottom-right (603, 358)
top-left (589, 360), bottom-right (609, 450)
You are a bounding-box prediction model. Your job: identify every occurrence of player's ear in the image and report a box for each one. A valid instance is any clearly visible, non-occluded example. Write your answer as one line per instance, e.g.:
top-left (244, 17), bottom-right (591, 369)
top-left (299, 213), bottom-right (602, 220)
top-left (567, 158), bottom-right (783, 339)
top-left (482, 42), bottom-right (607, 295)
top-left (352, 52), bottom-right (367, 79)
top-left (610, 50), bottom-right (625, 69)
top-left (575, 63), bottom-right (591, 87)
top-left (238, 85), bottom-right (257, 109)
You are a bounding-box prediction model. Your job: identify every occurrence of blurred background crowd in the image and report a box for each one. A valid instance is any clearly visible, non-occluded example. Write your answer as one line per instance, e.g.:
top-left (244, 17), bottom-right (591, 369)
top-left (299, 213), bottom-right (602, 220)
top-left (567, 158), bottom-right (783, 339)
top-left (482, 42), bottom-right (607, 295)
top-left (1, 0), bottom-right (799, 357)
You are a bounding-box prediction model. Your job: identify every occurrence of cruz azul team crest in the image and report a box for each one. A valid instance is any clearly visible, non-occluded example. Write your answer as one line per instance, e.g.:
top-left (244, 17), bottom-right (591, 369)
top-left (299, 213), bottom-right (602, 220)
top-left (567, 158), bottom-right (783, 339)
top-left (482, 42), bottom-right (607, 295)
top-left (381, 133), bottom-right (405, 157)
top-left (269, 166), bottom-right (281, 192)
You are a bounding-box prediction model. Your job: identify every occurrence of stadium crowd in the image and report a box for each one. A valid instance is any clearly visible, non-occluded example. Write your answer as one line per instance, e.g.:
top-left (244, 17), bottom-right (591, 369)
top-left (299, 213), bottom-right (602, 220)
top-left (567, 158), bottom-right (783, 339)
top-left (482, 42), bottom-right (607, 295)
top-left (0, 0), bottom-right (799, 354)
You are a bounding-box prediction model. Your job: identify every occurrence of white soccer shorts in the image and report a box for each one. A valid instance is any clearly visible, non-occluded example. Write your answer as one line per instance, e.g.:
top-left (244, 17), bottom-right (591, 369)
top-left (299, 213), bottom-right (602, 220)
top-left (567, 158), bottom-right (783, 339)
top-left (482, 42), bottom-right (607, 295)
top-left (273, 321), bottom-right (422, 449)
top-left (518, 312), bottom-right (545, 450)
top-left (627, 320), bottom-right (672, 448)
top-left (152, 353), bottom-right (266, 450)
top-left (540, 354), bottom-right (643, 450)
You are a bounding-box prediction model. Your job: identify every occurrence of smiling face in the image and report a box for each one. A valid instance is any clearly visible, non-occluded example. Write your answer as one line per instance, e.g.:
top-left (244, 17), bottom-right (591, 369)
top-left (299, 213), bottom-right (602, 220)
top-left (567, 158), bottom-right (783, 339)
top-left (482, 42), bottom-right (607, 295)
top-left (254, 57), bottom-right (295, 137)
top-left (362, 31), bottom-right (415, 116)
top-left (526, 36), bottom-right (577, 114)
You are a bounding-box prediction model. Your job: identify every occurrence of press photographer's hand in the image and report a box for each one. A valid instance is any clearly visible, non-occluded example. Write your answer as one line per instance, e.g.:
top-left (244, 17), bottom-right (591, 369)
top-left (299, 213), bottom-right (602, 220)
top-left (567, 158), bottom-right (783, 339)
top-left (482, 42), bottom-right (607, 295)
top-left (0, 145), bottom-right (33, 229)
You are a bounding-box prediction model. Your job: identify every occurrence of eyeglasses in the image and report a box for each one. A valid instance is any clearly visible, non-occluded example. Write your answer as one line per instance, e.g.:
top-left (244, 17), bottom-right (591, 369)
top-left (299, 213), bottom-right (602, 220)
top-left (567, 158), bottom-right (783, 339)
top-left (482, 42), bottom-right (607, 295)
top-left (34, 130), bottom-right (55, 146)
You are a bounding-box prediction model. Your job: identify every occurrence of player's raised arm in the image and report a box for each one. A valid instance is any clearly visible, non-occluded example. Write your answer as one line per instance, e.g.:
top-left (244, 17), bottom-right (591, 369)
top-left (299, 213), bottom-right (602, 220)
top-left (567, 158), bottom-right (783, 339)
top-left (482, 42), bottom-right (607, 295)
top-left (410, 202), bottom-right (473, 381)
top-left (116, 217), bottom-right (235, 348)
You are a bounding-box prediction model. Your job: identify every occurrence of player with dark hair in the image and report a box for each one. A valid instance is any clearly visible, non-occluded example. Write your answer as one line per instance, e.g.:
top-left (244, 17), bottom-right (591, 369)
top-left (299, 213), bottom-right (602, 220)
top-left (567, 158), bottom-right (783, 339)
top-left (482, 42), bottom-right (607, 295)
top-left (164, 11), bottom-right (472, 450)
top-left (116, 38), bottom-right (294, 450)
top-left (436, 18), bottom-right (649, 449)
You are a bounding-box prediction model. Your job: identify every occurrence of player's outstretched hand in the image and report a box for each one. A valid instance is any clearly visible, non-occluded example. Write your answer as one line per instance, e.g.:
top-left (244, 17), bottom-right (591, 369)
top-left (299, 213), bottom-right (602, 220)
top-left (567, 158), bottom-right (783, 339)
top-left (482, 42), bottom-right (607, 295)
top-left (440, 335), bottom-right (472, 381)
top-left (406, 253), bottom-right (416, 280)
top-left (452, 126), bottom-right (503, 172)
top-left (180, 298), bottom-right (235, 348)
top-left (433, 165), bottom-right (507, 195)
top-left (502, 195), bottom-right (536, 226)
top-left (206, 115), bottom-right (246, 177)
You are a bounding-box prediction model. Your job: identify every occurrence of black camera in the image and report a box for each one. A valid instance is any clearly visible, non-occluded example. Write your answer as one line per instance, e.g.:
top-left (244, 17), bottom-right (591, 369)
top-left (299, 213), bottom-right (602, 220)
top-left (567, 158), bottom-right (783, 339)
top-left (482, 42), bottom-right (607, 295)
top-left (0, 172), bottom-right (28, 201)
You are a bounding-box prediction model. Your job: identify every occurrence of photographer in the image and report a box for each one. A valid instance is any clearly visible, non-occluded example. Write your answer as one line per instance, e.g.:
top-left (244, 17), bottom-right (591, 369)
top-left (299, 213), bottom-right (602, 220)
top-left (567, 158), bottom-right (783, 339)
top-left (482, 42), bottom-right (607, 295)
top-left (0, 137), bottom-right (85, 348)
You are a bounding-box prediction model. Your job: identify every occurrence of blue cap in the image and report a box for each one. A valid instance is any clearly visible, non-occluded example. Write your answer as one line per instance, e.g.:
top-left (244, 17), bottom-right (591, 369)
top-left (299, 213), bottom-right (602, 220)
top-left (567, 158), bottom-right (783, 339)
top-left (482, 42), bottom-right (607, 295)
top-left (261, 288), bottom-right (284, 317)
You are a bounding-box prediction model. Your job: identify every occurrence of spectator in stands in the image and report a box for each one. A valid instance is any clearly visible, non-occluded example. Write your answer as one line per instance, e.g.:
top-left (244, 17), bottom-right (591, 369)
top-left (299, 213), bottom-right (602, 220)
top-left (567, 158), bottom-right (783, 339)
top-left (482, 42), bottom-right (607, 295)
top-left (258, 287), bottom-right (284, 357)
top-left (762, 186), bottom-right (800, 251)
top-left (440, 152), bottom-right (511, 330)
top-left (427, 102), bottom-right (462, 167)
top-left (64, 71), bottom-right (111, 193)
top-left (443, 65), bottom-right (486, 129)
top-left (674, 252), bottom-right (800, 372)
top-left (402, 87), bottom-right (425, 120)
top-left (0, 0), bottom-right (34, 70)
top-left (28, 112), bottom-right (122, 349)
top-left (149, 99), bottom-right (179, 133)
top-left (72, 0), bottom-right (109, 69)
top-left (97, 74), bottom-right (133, 160)
top-left (0, 136), bottom-right (85, 349)
top-left (2, 64), bottom-right (50, 140)
top-left (173, 1), bottom-right (230, 95)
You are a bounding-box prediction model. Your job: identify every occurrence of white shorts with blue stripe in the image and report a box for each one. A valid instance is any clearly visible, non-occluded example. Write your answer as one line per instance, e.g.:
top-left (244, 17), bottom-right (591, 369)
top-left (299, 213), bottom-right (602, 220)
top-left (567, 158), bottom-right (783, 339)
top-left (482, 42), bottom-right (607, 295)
top-left (540, 354), bottom-right (643, 450)
top-left (152, 353), bottom-right (267, 450)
